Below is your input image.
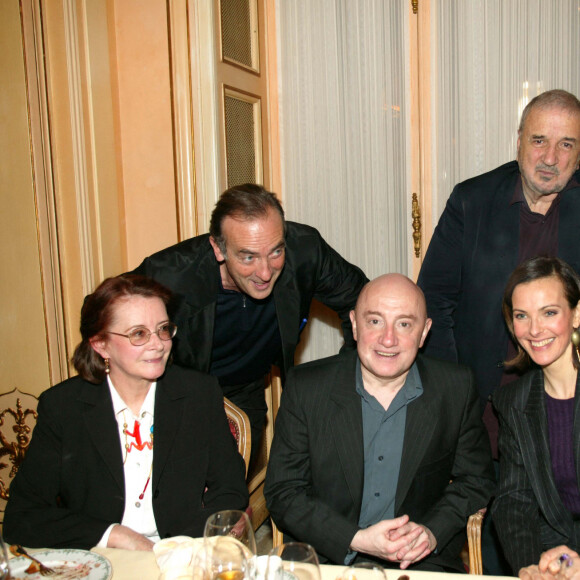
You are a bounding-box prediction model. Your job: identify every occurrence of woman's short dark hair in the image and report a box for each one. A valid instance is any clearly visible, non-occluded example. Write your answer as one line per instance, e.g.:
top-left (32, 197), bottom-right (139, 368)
top-left (72, 275), bottom-right (172, 384)
top-left (502, 256), bottom-right (580, 371)
top-left (209, 184), bottom-right (285, 255)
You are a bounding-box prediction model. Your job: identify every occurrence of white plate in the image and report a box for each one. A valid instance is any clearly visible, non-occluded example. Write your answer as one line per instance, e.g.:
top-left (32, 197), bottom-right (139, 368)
top-left (9, 548), bottom-right (112, 580)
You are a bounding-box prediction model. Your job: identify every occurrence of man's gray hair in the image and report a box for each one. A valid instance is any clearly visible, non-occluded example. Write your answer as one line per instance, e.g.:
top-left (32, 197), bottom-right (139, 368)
top-left (519, 89), bottom-right (580, 133)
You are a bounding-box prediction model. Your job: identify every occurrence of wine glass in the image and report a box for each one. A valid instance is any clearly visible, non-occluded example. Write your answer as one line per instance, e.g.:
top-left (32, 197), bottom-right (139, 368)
top-left (338, 562), bottom-right (387, 580)
top-left (204, 510), bottom-right (257, 556)
top-left (205, 537), bottom-right (248, 580)
top-left (267, 542), bottom-right (321, 580)
top-left (0, 533), bottom-right (8, 580)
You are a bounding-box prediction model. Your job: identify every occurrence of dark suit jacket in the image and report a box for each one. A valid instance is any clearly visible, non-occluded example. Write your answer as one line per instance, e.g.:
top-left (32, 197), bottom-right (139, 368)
top-left (131, 221), bottom-right (368, 378)
top-left (492, 370), bottom-right (580, 573)
top-left (264, 351), bottom-right (495, 571)
top-left (417, 161), bottom-right (580, 405)
top-left (4, 365), bottom-right (249, 549)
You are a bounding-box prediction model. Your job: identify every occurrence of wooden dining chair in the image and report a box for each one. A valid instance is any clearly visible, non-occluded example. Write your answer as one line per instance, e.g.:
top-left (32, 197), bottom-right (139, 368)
top-left (245, 366), bottom-right (283, 533)
top-left (0, 388), bottom-right (39, 524)
top-left (467, 508), bottom-right (486, 575)
top-left (224, 397), bottom-right (252, 477)
top-left (264, 367), bottom-right (284, 547)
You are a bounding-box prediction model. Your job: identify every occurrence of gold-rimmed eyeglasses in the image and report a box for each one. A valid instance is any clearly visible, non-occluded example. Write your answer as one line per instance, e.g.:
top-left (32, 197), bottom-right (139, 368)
top-left (107, 322), bottom-right (177, 346)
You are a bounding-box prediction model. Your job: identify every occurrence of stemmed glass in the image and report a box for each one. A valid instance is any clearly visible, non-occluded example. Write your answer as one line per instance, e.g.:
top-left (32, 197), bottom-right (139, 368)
top-left (204, 510), bottom-right (257, 557)
top-left (267, 542), bottom-right (321, 580)
top-left (339, 562), bottom-right (388, 580)
top-left (199, 537), bottom-right (248, 580)
top-left (0, 533), bottom-right (8, 580)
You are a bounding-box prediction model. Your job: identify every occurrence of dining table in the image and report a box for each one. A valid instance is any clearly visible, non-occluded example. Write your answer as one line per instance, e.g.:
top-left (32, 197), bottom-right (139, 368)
top-left (91, 547), bottom-right (516, 580)
top-left (7, 544), bottom-right (516, 579)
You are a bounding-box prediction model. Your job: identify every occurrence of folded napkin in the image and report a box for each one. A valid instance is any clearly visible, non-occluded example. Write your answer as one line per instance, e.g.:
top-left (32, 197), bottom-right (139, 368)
top-left (153, 536), bottom-right (205, 579)
top-left (154, 535), bottom-right (256, 580)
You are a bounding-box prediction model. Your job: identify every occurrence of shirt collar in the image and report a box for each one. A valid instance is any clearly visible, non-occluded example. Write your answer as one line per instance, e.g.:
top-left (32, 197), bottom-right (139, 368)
top-left (107, 376), bottom-right (156, 419)
top-left (510, 173), bottom-right (578, 210)
top-left (355, 359), bottom-right (423, 405)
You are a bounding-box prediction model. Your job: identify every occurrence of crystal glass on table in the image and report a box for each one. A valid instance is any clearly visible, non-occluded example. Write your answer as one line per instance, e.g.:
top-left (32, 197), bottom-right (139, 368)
top-left (0, 533), bottom-right (8, 580)
top-left (200, 536), bottom-right (248, 580)
top-left (203, 510), bottom-right (257, 556)
top-left (266, 542), bottom-right (321, 580)
top-left (338, 562), bottom-right (387, 580)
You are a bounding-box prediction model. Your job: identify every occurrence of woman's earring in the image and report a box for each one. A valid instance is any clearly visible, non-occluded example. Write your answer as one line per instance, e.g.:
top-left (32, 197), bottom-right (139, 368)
top-left (572, 329), bottom-right (580, 363)
top-left (105, 358), bottom-right (110, 374)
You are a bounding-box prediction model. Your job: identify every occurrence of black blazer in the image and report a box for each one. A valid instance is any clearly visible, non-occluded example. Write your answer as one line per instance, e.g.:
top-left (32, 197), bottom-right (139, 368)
top-left (418, 162), bottom-right (580, 405)
top-left (493, 370), bottom-right (580, 573)
top-left (4, 365), bottom-right (249, 549)
top-left (131, 222), bottom-right (368, 378)
top-left (264, 351), bottom-right (495, 571)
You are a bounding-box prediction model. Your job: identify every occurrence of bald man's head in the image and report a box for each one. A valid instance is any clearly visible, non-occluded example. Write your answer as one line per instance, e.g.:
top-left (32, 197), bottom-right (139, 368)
top-left (350, 274), bottom-right (432, 387)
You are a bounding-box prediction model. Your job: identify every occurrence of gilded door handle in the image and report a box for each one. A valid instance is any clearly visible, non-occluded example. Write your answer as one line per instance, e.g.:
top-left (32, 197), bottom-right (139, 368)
top-left (412, 193), bottom-right (421, 258)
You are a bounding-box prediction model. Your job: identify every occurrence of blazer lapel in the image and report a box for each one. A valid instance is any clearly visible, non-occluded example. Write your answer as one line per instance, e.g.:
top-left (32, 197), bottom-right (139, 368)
top-left (81, 382), bottom-right (125, 492)
top-left (521, 373), bottom-right (571, 537)
top-left (395, 365), bottom-right (439, 511)
top-left (559, 179), bottom-right (580, 272)
top-left (329, 354), bottom-right (364, 507)
top-left (152, 374), bottom-right (186, 489)
top-left (487, 176), bottom-right (520, 281)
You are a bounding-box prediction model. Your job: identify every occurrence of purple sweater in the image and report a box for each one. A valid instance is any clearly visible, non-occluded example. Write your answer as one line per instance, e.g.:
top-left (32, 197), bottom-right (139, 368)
top-left (545, 393), bottom-right (580, 516)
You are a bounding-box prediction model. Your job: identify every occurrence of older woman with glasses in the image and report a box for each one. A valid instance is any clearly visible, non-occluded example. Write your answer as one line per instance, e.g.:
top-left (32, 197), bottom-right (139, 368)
top-left (4, 275), bottom-right (248, 550)
top-left (492, 256), bottom-right (580, 573)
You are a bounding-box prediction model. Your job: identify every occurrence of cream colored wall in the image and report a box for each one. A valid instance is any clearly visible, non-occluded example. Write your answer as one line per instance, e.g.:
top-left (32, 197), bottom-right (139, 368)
top-left (0, 1), bottom-right (50, 396)
top-left (1, 0), bottom-right (181, 393)
top-left (41, 0), bottom-right (179, 363)
top-left (111, 0), bottom-right (178, 269)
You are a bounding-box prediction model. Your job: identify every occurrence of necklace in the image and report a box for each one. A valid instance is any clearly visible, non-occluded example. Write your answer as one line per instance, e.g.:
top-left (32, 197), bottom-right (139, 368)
top-left (122, 412), bottom-right (154, 505)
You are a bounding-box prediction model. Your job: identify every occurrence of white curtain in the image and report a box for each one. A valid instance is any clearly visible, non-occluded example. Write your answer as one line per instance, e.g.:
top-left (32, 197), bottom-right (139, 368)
top-left (276, 1), bottom-right (411, 363)
top-left (276, 0), bottom-right (580, 365)
top-left (432, 0), bottom-right (580, 220)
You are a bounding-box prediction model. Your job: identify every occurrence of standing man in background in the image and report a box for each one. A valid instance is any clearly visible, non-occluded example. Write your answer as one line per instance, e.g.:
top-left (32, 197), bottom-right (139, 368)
top-left (132, 184), bottom-right (368, 460)
top-left (418, 89), bottom-right (580, 572)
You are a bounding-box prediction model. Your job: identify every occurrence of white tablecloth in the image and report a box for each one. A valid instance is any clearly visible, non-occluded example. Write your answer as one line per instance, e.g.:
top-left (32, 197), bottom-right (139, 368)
top-left (91, 547), bottom-right (516, 580)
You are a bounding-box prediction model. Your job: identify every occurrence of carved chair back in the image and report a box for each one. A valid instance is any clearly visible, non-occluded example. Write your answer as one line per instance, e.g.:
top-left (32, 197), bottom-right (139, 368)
top-left (0, 389), bottom-right (38, 523)
top-left (224, 397), bottom-right (251, 477)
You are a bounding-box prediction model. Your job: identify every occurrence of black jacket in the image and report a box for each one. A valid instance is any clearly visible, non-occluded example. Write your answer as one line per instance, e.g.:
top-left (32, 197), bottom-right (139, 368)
top-left (132, 221), bottom-right (368, 377)
top-left (265, 351), bottom-right (495, 571)
top-left (493, 370), bottom-right (580, 573)
top-left (4, 365), bottom-right (249, 548)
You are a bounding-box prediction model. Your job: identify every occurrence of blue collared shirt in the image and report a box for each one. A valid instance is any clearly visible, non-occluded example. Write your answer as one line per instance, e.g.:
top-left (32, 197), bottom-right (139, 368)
top-left (356, 359), bottom-right (423, 529)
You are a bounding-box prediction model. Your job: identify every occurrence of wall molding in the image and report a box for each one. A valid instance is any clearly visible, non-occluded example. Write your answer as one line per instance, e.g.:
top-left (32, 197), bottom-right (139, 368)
top-left (20, 0), bottom-right (69, 383)
top-left (62, 0), bottom-right (95, 294)
top-left (168, 0), bottom-right (221, 238)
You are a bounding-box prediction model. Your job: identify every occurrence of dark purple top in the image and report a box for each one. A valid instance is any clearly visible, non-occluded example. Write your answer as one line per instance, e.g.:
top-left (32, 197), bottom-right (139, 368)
top-left (545, 393), bottom-right (580, 516)
top-left (513, 178), bottom-right (561, 261)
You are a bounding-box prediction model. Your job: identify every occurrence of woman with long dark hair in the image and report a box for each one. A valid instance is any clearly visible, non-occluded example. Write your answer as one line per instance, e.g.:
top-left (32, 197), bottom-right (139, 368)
top-left (493, 256), bottom-right (580, 572)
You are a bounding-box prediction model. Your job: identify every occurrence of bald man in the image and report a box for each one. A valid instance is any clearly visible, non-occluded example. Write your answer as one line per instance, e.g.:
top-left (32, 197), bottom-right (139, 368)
top-left (265, 274), bottom-right (495, 572)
